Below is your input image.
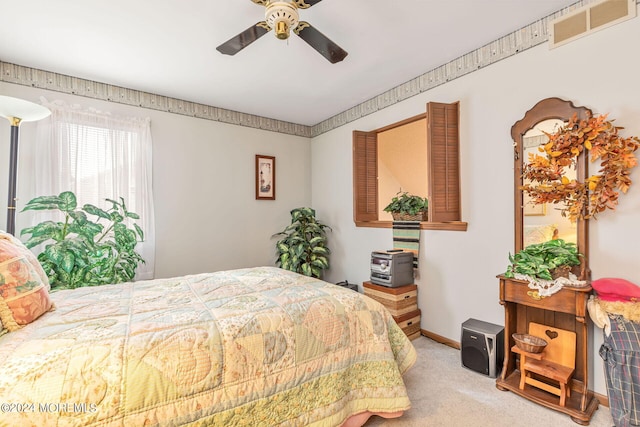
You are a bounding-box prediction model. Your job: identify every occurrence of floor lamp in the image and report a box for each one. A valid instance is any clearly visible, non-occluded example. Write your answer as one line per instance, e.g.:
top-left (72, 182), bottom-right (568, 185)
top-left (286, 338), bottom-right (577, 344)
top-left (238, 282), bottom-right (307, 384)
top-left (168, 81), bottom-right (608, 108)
top-left (0, 96), bottom-right (51, 235)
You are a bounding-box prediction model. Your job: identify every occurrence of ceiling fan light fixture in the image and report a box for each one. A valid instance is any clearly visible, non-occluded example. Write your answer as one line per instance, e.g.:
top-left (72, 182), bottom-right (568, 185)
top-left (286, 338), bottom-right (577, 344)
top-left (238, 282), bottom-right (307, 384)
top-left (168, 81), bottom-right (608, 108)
top-left (275, 21), bottom-right (290, 39)
top-left (265, 1), bottom-right (299, 40)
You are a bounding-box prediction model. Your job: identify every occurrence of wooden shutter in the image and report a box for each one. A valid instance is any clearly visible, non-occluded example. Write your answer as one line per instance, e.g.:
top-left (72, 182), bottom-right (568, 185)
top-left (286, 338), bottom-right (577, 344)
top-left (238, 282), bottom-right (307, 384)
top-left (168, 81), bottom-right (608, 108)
top-left (353, 130), bottom-right (378, 222)
top-left (427, 102), bottom-right (461, 222)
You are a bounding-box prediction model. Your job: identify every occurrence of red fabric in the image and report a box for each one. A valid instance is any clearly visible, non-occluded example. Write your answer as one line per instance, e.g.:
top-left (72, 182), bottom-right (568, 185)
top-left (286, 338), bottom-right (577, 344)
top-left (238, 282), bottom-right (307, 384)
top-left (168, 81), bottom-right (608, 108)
top-left (592, 277), bottom-right (640, 302)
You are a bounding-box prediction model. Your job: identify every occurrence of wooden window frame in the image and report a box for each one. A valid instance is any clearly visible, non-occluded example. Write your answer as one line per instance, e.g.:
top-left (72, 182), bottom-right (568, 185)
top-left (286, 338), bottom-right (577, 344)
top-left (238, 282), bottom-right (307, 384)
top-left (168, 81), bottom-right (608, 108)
top-left (353, 101), bottom-right (467, 231)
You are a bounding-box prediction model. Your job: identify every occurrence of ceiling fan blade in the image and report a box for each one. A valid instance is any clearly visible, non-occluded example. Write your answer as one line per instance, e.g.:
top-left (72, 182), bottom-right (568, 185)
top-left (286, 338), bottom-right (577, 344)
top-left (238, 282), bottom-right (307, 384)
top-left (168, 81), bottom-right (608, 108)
top-left (216, 22), bottom-right (270, 56)
top-left (294, 22), bottom-right (347, 64)
top-left (252, 0), bottom-right (323, 7)
top-left (292, 0), bottom-right (324, 8)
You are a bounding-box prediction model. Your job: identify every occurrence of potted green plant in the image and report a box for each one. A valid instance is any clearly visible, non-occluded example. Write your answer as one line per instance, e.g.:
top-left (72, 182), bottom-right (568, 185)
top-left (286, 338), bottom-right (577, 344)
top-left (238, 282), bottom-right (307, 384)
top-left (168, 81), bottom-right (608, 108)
top-left (20, 191), bottom-right (145, 290)
top-left (504, 239), bottom-right (582, 282)
top-left (273, 207), bottom-right (331, 278)
top-left (383, 191), bottom-right (429, 221)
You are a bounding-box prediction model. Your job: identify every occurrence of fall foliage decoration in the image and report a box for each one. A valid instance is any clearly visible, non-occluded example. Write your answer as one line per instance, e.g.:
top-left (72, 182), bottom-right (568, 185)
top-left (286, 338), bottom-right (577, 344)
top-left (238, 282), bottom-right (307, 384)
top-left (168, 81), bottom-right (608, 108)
top-left (522, 112), bottom-right (640, 222)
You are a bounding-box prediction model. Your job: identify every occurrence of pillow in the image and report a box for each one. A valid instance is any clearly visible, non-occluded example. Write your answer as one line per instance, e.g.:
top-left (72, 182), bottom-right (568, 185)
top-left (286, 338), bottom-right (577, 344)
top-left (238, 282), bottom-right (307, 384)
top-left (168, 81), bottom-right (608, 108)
top-left (592, 277), bottom-right (640, 302)
top-left (0, 231), bottom-right (53, 332)
top-left (523, 224), bottom-right (558, 246)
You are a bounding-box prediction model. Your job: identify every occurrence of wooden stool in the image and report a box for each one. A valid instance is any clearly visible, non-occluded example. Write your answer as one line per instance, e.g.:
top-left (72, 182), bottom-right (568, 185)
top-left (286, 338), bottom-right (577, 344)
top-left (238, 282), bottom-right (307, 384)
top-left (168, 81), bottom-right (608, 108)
top-left (513, 323), bottom-right (576, 407)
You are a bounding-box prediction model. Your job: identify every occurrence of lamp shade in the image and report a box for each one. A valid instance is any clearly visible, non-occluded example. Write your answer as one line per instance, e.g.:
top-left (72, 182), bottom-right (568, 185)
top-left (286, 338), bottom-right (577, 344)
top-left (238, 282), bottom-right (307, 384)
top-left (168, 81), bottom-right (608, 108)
top-left (0, 96), bottom-right (51, 123)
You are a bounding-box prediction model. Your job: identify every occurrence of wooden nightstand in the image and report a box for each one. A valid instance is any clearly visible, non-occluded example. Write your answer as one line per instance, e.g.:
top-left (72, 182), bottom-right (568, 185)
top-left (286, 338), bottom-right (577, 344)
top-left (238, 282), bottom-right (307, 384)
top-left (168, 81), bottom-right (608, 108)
top-left (363, 281), bottom-right (421, 340)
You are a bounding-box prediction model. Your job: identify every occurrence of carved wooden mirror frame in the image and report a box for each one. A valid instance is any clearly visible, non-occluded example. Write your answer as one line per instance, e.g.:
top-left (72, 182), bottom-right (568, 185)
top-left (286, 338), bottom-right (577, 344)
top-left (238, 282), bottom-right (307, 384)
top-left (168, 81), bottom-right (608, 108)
top-left (511, 97), bottom-right (592, 280)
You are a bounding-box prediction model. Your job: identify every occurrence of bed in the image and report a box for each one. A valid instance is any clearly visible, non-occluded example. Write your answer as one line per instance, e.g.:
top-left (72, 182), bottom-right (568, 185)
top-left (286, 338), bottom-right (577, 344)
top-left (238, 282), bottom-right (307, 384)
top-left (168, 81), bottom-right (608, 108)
top-left (0, 263), bottom-right (416, 427)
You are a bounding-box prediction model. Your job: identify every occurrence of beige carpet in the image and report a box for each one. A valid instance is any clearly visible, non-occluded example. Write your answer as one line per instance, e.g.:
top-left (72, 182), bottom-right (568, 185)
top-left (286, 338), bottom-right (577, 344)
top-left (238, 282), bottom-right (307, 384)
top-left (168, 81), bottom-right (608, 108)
top-left (364, 336), bottom-right (614, 427)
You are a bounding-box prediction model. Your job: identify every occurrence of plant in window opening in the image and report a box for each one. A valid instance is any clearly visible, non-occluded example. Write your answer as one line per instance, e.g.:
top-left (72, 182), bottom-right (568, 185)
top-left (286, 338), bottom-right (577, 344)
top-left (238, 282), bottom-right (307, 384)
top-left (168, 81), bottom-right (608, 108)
top-left (383, 191), bottom-right (429, 221)
top-left (20, 191), bottom-right (145, 290)
top-left (522, 112), bottom-right (640, 222)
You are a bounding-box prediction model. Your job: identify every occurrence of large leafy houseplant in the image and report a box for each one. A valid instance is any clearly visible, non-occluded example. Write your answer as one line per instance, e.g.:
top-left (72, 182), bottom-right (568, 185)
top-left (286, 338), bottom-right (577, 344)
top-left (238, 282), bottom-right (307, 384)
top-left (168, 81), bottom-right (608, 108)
top-left (383, 191), bottom-right (428, 219)
top-left (273, 207), bottom-right (331, 278)
top-left (20, 191), bottom-right (144, 290)
top-left (504, 239), bottom-right (582, 281)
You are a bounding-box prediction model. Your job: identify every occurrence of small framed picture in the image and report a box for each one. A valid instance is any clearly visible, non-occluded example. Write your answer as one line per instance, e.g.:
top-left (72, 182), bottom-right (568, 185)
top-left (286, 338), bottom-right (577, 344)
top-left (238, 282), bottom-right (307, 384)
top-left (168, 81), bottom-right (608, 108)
top-left (256, 155), bottom-right (275, 200)
top-left (524, 202), bottom-right (546, 216)
top-left (523, 192), bottom-right (546, 216)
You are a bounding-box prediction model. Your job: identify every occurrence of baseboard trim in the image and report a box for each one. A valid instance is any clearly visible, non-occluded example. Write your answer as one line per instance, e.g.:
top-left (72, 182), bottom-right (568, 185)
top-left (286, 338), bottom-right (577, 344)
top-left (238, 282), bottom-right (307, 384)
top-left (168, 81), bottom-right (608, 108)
top-left (594, 391), bottom-right (609, 408)
top-left (420, 329), bottom-right (611, 408)
top-left (420, 329), bottom-right (460, 350)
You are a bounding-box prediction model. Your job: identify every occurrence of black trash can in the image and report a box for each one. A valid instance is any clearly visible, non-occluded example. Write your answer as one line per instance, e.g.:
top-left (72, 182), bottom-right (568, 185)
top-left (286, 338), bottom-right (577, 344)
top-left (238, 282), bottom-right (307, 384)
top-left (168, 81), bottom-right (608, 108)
top-left (600, 314), bottom-right (640, 427)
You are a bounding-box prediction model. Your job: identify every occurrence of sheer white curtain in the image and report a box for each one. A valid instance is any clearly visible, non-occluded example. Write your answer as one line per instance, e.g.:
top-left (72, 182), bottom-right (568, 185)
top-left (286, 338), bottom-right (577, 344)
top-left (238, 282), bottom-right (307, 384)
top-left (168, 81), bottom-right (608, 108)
top-left (33, 98), bottom-right (155, 280)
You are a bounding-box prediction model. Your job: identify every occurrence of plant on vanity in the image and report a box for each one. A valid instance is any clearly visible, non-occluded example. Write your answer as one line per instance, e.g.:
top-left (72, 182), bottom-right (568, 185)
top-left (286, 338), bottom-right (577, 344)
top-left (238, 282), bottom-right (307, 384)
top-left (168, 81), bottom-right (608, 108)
top-left (504, 239), bottom-right (582, 282)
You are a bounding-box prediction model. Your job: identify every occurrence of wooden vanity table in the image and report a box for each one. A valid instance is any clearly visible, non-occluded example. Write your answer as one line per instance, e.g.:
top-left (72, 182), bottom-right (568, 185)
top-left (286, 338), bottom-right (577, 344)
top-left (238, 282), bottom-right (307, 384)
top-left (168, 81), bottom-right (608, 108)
top-left (496, 276), bottom-right (599, 424)
top-left (496, 98), bottom-right (600, 425)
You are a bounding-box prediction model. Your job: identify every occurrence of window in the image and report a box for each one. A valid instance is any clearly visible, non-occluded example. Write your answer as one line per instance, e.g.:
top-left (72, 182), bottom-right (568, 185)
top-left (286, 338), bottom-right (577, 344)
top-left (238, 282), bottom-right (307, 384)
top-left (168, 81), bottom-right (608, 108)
top-left (33, 100), bottom-right (155, 279)
top-left (377, 115), bottom-right (428, 221)
top-left (353, 101), bottom-right (466, 231)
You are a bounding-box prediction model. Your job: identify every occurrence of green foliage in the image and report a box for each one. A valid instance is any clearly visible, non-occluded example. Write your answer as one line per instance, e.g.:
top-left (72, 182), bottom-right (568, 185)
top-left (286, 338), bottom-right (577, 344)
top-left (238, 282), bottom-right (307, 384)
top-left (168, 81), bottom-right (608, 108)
top-left (273, 207), bottom-right (331, 278)
top-left (20, 191), bottom-right (145, 290)
top-left (504, 239), bottom-right (582, 281)
top-left (383, 191), bottom-right (429, 215)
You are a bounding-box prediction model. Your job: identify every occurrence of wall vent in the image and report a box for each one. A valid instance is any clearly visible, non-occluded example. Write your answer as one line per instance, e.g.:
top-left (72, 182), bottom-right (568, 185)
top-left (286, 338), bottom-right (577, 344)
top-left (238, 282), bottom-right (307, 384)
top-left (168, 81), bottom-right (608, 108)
top-left (549, 0), bottom-right (636, 48)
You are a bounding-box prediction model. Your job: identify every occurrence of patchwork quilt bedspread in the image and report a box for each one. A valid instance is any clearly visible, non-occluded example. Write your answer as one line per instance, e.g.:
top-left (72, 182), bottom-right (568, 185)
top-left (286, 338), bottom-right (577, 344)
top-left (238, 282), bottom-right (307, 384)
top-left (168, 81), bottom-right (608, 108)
top-left (0, 266), bottom-right (416, 426)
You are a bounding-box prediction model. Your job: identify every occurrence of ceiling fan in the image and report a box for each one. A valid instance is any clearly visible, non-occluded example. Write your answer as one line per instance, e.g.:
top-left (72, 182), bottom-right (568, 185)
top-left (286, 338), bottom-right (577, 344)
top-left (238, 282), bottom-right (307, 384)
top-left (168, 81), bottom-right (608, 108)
top-left (216, 0), bottom-right (348, 64)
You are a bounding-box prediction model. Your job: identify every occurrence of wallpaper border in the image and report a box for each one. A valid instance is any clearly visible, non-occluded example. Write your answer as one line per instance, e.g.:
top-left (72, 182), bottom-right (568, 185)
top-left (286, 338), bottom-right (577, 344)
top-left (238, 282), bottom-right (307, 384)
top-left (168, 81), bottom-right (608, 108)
top-left (0, 1), bottom-right (598, 139)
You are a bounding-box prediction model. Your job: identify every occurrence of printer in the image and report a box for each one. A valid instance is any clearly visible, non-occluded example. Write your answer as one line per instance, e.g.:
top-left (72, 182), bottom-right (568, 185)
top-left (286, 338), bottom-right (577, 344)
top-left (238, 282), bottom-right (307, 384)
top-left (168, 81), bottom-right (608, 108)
top-left (370, 250), bottom-right (414, 287)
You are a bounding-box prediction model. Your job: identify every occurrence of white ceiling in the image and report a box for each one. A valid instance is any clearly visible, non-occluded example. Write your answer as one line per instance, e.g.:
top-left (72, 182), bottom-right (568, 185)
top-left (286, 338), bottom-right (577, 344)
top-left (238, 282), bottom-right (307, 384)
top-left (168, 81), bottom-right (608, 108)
top-left (0, 0), bottom-right (578, 126)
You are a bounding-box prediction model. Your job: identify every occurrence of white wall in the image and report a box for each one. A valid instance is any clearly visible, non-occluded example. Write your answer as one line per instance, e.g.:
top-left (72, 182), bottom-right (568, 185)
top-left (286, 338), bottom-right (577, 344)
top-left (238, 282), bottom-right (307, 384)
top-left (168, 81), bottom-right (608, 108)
top-left (0, 84), bottom-right (312, 279)
top-left (311, 15), bottom-right (640, 396)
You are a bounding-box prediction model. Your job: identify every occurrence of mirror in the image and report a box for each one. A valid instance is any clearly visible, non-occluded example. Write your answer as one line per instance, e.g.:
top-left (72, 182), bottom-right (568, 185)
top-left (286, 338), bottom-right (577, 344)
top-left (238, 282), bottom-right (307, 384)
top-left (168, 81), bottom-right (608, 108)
top-left (522, 119), bottom-right (577, 247)
top-left (511, 98), bottom-right (591, 279)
